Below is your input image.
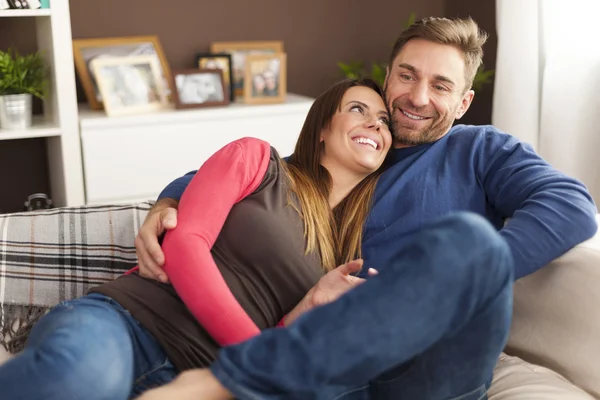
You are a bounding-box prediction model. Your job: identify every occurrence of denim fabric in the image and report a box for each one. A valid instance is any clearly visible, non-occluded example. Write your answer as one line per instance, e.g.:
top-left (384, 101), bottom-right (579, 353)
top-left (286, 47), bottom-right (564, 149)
top-left (0, 293), bottom-right (177, 400)
top-left (211, 212), bottom-right (514, 400)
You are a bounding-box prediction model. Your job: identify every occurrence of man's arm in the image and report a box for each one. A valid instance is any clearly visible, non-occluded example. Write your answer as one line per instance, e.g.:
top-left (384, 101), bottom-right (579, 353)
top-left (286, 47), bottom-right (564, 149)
top-left (477, 129), bottom-right (597, 279)
top-left (157, 170), bottom-right (196, 202)
top-left (136, 172), bottom-right (196, 281)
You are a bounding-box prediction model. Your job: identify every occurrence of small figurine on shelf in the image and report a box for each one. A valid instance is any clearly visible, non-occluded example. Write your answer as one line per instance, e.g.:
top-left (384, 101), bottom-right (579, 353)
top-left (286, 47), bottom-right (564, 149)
top-left (0, 48), bottom-right (48, 130)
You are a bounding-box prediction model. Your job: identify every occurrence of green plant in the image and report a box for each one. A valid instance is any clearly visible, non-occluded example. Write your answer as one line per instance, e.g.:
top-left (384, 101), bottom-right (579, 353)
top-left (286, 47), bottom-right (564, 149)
top-left (0, 48), bottom-right (48, 99)
top-left (337, 12), bottom-right (495, 93)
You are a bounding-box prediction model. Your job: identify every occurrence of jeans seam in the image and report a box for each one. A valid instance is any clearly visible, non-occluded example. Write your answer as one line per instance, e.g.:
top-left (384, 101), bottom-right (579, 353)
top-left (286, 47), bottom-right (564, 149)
top-left (331, 384), bottom-right (369, 400)
top-left (447, 383), bottom-right (487, 400)
top-left (133, 357), bottom-right (171, 386)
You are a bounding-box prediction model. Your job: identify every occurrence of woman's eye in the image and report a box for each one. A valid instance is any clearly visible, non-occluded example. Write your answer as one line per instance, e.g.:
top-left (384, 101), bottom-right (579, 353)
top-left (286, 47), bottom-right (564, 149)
top-left (350, 104), bottom-right (364, 113)
top-left (379, 116), bottom-right (390, 124)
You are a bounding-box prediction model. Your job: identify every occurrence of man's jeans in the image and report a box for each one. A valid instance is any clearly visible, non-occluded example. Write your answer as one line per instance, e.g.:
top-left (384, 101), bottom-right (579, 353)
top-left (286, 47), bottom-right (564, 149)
top-left (0, 293), bottom-right (177, 400)
top-left (212, 212), bottom-right (514, 400)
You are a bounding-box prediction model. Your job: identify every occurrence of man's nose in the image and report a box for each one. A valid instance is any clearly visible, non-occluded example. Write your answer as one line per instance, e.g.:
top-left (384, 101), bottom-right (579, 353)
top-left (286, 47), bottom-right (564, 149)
top-left (408, 82), bottom-right (429, 108)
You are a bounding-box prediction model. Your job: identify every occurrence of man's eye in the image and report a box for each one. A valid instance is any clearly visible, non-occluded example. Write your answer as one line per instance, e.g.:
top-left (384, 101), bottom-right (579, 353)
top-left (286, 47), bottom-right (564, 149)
top-left (434, 85), bottom-right (448, 91)
top-left (400, 74), bottom-right (413, 81)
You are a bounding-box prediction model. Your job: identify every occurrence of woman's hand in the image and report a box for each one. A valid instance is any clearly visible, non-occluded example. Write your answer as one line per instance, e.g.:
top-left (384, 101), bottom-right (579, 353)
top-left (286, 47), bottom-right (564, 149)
top-left (284, 259), bottom-right (377, 326)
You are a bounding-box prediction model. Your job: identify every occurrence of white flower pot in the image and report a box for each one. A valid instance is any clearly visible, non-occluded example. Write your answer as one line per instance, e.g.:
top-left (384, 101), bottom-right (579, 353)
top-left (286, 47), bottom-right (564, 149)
top-left (0, 94), bottom-right (32, 130)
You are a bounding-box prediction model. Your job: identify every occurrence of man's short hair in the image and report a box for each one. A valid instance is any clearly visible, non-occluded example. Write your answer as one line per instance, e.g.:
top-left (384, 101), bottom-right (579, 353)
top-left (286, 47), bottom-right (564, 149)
top-left (389, 17), bottom-right (488, 92)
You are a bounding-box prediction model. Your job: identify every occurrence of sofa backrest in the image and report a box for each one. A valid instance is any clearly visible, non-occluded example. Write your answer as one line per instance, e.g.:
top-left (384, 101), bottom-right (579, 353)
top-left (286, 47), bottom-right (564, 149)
top-left (506, 215), bottom-right (600, 398)
top-left (0, 202), bottom-right (152, 353)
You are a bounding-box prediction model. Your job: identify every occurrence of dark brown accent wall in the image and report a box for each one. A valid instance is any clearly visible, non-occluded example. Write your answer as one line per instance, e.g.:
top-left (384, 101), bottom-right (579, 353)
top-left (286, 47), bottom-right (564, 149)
top-left (1, 0), bottom-right (498, 212)
top-left (445, 0), bottom-right (497, 126)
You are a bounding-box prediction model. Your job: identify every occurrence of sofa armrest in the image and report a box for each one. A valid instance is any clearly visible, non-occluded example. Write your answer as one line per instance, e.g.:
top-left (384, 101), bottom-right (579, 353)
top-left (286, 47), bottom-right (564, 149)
top-left (506, 215), bottom-right (600, 398)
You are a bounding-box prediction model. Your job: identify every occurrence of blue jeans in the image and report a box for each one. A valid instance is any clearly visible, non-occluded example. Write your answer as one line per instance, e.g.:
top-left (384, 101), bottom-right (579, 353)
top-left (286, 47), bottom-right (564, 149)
top-left (211, 212), bottom-right (514, 399)
top-left (0, 293), bottom-right (177, 400)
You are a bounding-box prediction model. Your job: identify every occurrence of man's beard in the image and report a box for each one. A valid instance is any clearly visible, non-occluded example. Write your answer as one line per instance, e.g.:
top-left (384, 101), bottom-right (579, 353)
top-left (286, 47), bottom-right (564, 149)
top-left (389, 100), bottom-right (456, 147)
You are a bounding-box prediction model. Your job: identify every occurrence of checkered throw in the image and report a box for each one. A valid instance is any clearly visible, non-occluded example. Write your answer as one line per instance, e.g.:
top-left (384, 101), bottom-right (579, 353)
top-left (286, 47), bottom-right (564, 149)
top-left (0, 202), bottom-right (153, 353)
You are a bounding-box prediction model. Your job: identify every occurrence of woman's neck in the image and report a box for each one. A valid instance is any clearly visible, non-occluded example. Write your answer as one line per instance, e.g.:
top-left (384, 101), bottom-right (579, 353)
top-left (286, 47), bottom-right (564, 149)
top-left (325, 166), bottom-right (365, 208)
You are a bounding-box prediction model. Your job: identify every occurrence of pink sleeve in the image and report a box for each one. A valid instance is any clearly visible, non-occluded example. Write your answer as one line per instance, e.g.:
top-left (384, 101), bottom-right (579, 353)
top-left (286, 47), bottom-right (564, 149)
top-left (160, 137), bottom-right (271, 346)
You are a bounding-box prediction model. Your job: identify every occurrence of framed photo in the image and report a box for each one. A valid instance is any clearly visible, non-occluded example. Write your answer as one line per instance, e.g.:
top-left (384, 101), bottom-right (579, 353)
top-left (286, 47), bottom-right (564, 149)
top-left (73, 36), bottom-right (172, 110)
top-left (90, 55), bottom-right (169, 117)
top-left (196, 53), bottom-right (234, 103)
top-left (171, 68), bottom-right (229, 109)
top-left (210, 41), bottom-right (283, 98)
top-left (244, 53), bottom-right (287, 104)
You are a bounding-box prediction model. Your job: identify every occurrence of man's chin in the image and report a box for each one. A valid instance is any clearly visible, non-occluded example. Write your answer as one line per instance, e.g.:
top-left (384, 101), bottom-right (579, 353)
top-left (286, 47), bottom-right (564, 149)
top-left (393, 133), bottom-right (430, 147)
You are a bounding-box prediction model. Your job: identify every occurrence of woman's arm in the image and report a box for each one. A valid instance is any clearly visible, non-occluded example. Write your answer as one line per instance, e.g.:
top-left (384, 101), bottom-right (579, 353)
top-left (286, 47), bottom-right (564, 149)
top-left (161, 137), bottom-right (271, 346)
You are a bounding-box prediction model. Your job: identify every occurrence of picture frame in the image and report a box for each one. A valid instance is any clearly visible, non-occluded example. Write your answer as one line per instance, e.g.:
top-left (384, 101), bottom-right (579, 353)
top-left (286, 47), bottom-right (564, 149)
top-left (90, 55), bottom-right (170, 117)
top-left (196, 52), bottom-right (234, 103)
top-left (73, 36), bottom-right (172, 110)
top-left (171, 68), bottom-right (229, 109)
top-left (244, 53), bottom-right (287, 105)
top-left (210, 41), bottom-right (284, 98)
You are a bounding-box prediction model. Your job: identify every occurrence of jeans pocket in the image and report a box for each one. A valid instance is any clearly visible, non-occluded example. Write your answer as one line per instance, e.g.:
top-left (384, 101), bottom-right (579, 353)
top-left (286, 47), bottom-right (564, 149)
top-left (132, 357), bottom-right (177, 396)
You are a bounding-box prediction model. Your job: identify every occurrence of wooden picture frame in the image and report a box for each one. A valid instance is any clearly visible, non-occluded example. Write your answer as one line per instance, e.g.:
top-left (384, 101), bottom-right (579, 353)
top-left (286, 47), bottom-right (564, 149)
top-left (244, 53), bottom-right (287, 105)
top-left (90, 55), bottom-right (170, 117)
top-left (171, 68), bottom-right (229, 109)
top-left (210, 41), bottom-right (284, 98)
top-left (196, 52), bottom-right (234, 103)
top-left (73, 36), bottom-right (172, 110)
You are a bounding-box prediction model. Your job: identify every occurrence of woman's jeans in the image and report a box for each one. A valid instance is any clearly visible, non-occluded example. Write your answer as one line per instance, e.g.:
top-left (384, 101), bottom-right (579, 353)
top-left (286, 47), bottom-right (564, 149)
top-left (0, 212), bottom-right (514, 400)
top-left (0, 293), bottom-right (177, 400)
top-left (211, 212), bottom-right (515, 400)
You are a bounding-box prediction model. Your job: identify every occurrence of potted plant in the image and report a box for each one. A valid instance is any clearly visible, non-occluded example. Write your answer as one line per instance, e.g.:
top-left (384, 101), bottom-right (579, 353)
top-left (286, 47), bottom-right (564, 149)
top-left (0, 48), bottom-right (48, 130)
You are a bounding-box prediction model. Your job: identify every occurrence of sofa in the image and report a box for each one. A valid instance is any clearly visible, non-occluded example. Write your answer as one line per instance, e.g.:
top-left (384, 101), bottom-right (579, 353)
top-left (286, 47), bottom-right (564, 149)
top-left (0, 203), bottom-right (598, 399)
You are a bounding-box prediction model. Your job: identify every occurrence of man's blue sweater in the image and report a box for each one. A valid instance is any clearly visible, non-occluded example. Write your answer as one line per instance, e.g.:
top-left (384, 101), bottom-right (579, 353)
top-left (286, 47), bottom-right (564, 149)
top-left (159, 125), bottom-right (597, 279)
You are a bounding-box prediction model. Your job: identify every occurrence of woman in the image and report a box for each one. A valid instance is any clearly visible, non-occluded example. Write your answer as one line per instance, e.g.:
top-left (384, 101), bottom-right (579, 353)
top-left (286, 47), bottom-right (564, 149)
top-left (0, 78), bottom-right (392, 400)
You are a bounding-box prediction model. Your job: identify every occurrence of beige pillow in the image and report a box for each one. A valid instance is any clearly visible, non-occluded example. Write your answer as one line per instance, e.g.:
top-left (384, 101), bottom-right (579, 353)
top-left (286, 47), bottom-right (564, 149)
top-left (489, 353), bottom-right (595, 399)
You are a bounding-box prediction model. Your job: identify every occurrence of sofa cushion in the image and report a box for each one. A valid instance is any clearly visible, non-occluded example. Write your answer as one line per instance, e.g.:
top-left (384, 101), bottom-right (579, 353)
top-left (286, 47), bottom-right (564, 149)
top-left (489, 353), bottom-right (594, 399)
top-left (505, 217), bottom-right (600, 399)
top-left (0, 202), bottom-right (152, 353)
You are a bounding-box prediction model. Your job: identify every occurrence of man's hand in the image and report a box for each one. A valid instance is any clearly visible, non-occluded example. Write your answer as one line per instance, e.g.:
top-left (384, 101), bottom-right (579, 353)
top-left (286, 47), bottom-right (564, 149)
top-left (284, 259), bottom-right (377, 325)
top-left (135, 198), bottom-right (179, 283)
top-left (137, 369), bottom-right (233, 400)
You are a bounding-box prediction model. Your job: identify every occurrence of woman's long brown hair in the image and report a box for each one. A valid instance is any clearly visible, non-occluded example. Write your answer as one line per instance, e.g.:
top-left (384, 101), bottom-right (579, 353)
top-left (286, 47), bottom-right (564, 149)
top-left (283, 78), bottom-right (389, 272)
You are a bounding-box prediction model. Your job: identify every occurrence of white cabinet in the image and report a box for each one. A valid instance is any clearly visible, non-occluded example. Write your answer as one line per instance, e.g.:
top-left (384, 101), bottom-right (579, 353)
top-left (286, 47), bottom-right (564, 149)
top-left (79, 94), bottom-right (314, 205)
top-left (0, 1), bottom-right (85, 207)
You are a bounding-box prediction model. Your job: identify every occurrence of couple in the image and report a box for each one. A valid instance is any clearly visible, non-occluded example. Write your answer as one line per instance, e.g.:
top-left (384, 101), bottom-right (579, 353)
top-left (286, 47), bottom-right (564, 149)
top-left (1, 16), bottom-right (597, 400)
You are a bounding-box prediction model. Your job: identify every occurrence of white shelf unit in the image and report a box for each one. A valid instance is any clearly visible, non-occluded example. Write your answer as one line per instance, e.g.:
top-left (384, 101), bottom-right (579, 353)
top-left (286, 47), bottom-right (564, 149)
top-left (0, 9), bottom-right (51, 17)
top-left (79, 94), bottom-right (315, 205)
top-left (0, 1), bottom-right (85, 207)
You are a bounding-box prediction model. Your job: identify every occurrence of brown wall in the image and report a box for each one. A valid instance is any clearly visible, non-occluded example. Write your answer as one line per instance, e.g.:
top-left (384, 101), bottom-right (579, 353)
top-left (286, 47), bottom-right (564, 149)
top-left (445, 0), bottom-right (497, 126)
top-left (1, 0), bottom-right (498, 213)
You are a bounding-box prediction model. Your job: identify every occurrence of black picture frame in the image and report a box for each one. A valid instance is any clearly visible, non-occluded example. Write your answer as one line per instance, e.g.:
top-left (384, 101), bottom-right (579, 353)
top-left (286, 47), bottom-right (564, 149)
top-left (196, 52), bottom-right (234, 102)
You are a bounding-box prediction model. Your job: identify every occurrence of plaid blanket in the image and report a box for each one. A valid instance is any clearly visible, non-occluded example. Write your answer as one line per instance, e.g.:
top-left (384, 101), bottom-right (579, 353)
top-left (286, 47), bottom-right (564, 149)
top-left (0, 202), bottom-right (153, 353)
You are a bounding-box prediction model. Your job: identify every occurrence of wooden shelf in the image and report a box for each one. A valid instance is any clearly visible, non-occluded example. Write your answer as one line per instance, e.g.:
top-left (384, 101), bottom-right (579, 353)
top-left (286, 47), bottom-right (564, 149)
top-left (0, 9), bottom-right (50, 17)
top-left (0, 119), bottom-right (61, 140)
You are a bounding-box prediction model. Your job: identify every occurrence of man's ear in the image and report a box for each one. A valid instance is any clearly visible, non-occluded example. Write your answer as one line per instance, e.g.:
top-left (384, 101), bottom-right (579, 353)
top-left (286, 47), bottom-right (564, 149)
top-left (456, 89), bottom-right (475, 120)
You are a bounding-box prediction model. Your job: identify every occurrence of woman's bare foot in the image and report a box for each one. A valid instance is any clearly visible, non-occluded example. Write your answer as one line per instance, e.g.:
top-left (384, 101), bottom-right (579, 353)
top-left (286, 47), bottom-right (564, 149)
top-left (138, 369), bottom-right (233, 400)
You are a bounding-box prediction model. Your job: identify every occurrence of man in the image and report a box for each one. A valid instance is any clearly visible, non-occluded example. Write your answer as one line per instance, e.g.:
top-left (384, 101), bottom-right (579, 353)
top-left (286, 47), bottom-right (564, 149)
top-left (137, 17), bottom-right (597, 399)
